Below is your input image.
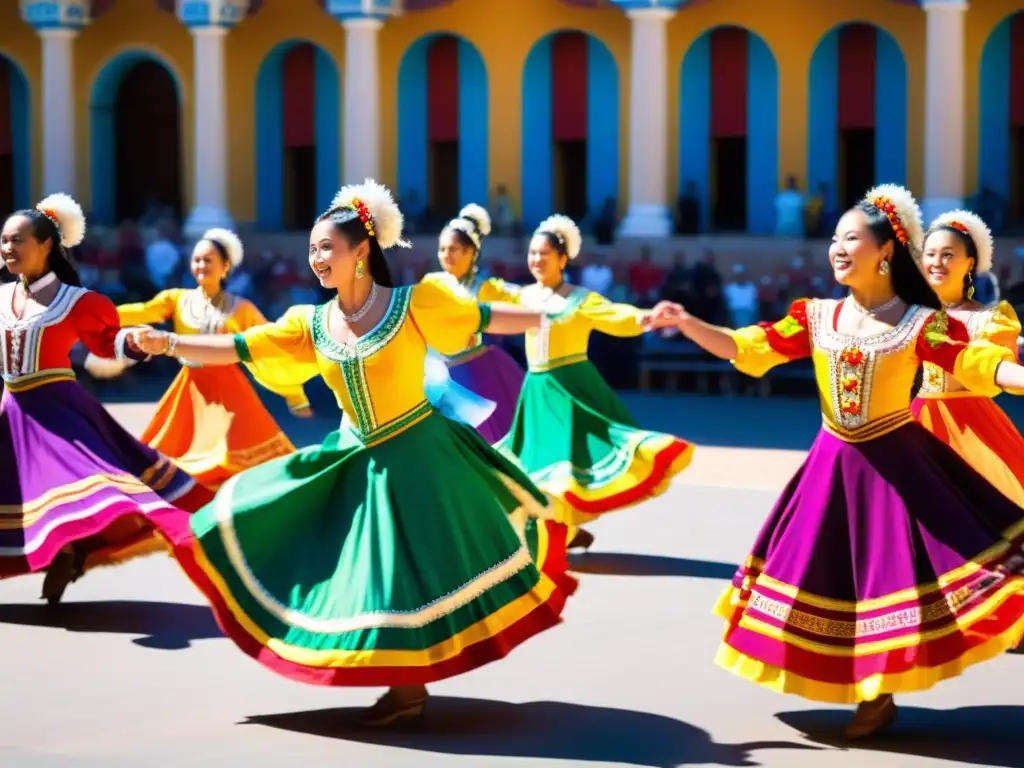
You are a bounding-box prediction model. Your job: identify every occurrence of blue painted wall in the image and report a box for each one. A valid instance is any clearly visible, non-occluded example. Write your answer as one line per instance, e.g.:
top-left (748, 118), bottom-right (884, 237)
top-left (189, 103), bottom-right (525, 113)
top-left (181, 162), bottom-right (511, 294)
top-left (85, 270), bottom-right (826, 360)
top-left (4, 58), bottom-right (30, 209)
top-left (679, 34), bottom-right (711, 232)
top-left (89, 51), bottom-right (181, 225)
top-left (397, 34), bottom-right (490, 217)
top-left (807, 30), bottom-right (838, 213)
top-left (746, 34), bottom-right (778, 234)
top-left (979, 16), bottom-right (1012, 200)
top-left (521, 36), bottom-right (553, 229)
top-left (874, 28), bottom-right (906, 185)
top-left (586, 36), bottom-right (619, 217)
top-left (255, 41), bottom-right (340, 231)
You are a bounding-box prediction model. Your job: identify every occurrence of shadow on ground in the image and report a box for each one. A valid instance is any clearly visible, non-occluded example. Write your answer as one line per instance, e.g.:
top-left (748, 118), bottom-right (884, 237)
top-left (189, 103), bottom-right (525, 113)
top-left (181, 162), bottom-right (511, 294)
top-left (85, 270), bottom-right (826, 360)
top-left (776, 705), bottom-right (1024, 767)
top-left (246, 696), bottom-right (823, 767)
top-left (0, 600), bottom-right (219, 650)
top-left (569, 552), bottom-right (737, 580)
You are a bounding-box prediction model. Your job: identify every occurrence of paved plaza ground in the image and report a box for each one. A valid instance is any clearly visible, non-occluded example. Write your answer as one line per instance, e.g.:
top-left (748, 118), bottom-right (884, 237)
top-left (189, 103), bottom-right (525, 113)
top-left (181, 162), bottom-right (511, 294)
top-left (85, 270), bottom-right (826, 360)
top-left (1, 387), bottom-right (1021, 767)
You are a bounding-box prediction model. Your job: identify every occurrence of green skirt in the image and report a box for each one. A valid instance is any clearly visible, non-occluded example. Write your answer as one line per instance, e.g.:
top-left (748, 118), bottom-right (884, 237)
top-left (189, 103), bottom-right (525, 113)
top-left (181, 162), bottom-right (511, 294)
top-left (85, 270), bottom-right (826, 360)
top-left (496, 360), bottom-right (693, 527)
top-left (159, 405), bottom-right (576, 687)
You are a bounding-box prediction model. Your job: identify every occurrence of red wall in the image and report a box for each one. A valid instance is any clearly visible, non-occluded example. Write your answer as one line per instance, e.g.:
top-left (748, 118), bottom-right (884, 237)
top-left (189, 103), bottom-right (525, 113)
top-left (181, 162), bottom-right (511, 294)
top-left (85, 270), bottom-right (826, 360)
top-left (551, 32), bottom-right (588, 141)
top-left (427, 36), bottom-right (460, 142)
top-left (837, 24), bottom-right (876, 129)
top-left (1011, 14), bottom-right (1024, 126)
top-left (282, 44), bottom-right (315, 148)
top-left (710, 27), bottom-right (747, 137)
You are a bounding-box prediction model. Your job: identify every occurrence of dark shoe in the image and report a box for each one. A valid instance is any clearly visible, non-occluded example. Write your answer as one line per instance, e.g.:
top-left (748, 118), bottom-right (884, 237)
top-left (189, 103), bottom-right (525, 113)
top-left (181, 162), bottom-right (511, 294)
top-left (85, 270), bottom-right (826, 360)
top-left (359, 687), bottom-right (428, 727)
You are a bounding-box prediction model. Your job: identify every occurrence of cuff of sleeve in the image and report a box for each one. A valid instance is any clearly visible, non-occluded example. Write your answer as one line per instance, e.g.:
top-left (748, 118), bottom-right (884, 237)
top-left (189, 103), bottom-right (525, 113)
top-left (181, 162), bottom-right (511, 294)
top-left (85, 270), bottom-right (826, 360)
top-left (115, 327), bottom-right (149, 362)
top-left (233, 333), bottom-right (253, 363)
top-left (288, 399), bottom-right (311, 413)
top-left (476, 303), bottom-right (492, 334)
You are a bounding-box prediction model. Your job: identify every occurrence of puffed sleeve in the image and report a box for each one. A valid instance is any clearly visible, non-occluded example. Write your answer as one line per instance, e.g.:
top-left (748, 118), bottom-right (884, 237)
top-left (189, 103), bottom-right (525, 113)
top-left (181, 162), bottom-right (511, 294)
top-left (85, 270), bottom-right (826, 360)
top-left (477, 277), bottom-right (521, 304)
top-left (409, 281), bottom-right (488, 357)
top-left (574, 291), bottom-right (647, 337)
top-left (916, 310), bottom-right (1014, 397)
top-left (73, 291), bottom-right (148, 362)
top-left (116, 289), bottom-right (181, 327)
top-left (975, 301), bottom-right (1022, 353)
top-left (233, 304), bottom-right (319, 387)
top-left (232, 300), bottom-right (311, 412)
top-left (729, 298), bottom-right (813, 378)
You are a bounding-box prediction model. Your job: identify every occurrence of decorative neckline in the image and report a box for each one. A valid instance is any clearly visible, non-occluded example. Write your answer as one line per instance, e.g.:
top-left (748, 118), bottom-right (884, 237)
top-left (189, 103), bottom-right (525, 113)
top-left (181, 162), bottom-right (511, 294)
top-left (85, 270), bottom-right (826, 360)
top-left (26, 272), bottom-right (57, 295)
top-left (339, 282), bottom-right (379, 323)
top-left (849, 294), bottom-right (900, 316)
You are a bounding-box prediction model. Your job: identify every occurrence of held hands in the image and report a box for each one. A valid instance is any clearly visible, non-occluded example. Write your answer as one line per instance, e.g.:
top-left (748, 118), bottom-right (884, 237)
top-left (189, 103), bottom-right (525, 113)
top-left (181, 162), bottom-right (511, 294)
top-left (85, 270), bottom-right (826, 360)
top-left (641, 301), bottom-right (689, 334)
top-left (132, 328), bottom-right (174, 356)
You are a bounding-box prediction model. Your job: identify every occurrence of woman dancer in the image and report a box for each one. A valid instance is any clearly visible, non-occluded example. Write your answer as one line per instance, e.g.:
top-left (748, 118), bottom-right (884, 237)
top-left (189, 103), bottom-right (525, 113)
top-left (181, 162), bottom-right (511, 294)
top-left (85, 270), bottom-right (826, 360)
top-left (650, 185), bottom-right (1024, 738)
top-left (87, 229), bottom-right (308, 490)
top-left (912, 211), bottom-right (1024, 506)
top-left (493, 214), bottom-right (693, 551)
top-left (0, 194), bottom-right (212, 604)
top-left (133, 180), bottom-right (590, 726)
top-left (421, 204), bottom-right (525, 442)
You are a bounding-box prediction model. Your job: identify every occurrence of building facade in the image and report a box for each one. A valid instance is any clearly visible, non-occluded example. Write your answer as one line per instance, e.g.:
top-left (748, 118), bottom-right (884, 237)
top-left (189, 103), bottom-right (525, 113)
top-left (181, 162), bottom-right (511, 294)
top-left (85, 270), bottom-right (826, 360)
top-left (0, 0), bottom-right (1022, 237)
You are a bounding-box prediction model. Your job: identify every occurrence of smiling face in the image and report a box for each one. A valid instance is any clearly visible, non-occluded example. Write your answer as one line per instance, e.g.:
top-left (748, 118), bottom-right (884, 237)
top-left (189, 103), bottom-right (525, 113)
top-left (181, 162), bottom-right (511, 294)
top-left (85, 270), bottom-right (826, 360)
top-left (308, 219), bottom-right (366, 290)
top-left (921, 228), bottom-right (974, 303)
top-left (437, 228), bottom-right (476, 280)
top-left (527, 234), bottom-right (567, 287)
top-left (829, 208), bottom-right (893, 288)
top-left (1, 214), bottom-right (51, 279)
top-left (191, 240), bottom-right (232, 291)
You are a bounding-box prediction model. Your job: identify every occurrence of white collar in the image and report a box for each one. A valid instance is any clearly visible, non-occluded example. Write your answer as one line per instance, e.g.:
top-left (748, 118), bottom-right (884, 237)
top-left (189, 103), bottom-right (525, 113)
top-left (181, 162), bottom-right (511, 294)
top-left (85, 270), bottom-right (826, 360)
top-left (26, 272), bottom-right (58, 294)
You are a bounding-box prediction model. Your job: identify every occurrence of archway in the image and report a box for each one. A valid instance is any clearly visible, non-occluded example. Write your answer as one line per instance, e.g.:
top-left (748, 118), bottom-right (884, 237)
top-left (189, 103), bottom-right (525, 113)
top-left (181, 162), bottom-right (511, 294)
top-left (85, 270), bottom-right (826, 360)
top-left (678, 27), bottom-right (777, 234)
top-left (397, 33), bottom-right (488, 225)
top-left (90, 52), bottom-right (183, 225)
top-left (0, 55), bottom-right (30, 215)
top-left (521, 30), bottom-right (618, 229)
top-left (807, 23), bottom-right (907, 216)
top-left (979, 12), bottom-right (1024, 230)
top-left (255, 41), bottom-right (340, 231)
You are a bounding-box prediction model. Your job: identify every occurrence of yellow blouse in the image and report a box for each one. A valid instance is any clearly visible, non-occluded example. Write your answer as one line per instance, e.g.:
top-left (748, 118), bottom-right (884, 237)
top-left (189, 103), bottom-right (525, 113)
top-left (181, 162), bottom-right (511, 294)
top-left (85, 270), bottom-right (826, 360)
top-left (420, 271), bottom-right (512, 360)
top-left (117, 288), bottom-right (309, 411)
top-left (486, 282), bottom-right (648, 372)
top-left (730, 298), bottom-right (1016, 441)
top-left (233, 282), bottom-right (489, 446)
top-left (918, 300), bottom-right (1021, 396)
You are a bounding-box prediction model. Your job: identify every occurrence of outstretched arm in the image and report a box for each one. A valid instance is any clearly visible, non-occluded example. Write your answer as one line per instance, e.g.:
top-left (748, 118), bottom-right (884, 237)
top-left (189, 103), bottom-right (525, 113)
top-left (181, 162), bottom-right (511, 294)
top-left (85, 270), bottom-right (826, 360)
top-left (134, 329), bottom-right (240, 366)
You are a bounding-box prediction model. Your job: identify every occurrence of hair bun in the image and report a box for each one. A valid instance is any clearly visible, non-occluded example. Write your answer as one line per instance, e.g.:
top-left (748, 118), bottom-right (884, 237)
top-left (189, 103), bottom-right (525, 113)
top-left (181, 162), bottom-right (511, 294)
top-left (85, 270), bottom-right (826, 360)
top-left (330, 179), bottom-right (411, 249)
top-left (863, 184), bottom-right (924, 257)
top-left (457, 203), bottom-right (492, 237)
top-left (929, 209), bottom-right (994, 275)
top-left (202, 228), bottom-right (244, 268)
top-left (535, 214), bottom-right (582, 260)
top-left (36, 193), bottom-right (86, 249)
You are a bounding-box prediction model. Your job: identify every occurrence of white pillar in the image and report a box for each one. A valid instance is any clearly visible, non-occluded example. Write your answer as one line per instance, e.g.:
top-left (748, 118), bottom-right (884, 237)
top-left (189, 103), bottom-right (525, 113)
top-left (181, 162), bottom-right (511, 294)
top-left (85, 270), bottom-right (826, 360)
top-left (921, 0), bottom-right (968, 226)
top-left (183, 26), bottom-right (233, 238)
top-left (39, 29), bottom-right (77, 196)
top-left (618, 7), bottom-right (675, 238)
top-left (342, 18), bottom-right (383, 182)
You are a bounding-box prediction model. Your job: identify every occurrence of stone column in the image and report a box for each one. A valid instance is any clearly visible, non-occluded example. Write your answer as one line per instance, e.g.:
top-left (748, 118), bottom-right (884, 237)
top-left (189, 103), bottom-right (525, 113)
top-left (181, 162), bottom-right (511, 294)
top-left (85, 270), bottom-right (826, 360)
top-left (342, 17), bottom-right (384, 182)
top-left (921, 0), bottom-right (969, 226)
top-left (618, 7), bottom-right (676, 238)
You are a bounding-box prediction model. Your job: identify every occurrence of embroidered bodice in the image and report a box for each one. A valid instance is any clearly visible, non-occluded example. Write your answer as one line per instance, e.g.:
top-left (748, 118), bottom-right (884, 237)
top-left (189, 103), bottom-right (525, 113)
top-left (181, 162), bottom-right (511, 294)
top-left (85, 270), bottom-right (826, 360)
top-left (235, 282), bottom-right (488, 445)
top-left (917, 301), bottom-right (1021, 396)
top-left (0, 282), bottom-right (139, 385)
top-left (730, 298), bottom-right (1014, 440)
top-left (482, 281), bottom-right (648, 372)
top-left (420, 272), bottom-right (507, 361)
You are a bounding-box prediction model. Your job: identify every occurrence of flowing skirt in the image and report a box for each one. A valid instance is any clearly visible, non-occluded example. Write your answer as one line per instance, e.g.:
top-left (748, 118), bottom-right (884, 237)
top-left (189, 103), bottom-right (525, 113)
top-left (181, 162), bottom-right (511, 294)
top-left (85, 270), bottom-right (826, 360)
top-left (153, 404), bottom-right (576, 687)
top-left (448, 345), bottom-right (525, 444)
top-left (140, 365), bottom-right (295, 491)
top-left (0, 379), bottom-right (213, 577)
top-left (912, 393), bottom-right (1024, 507)
top-left (496, 360), bottom-right (692, 527)
top-left (714, 421), bottom-right (1024, 704)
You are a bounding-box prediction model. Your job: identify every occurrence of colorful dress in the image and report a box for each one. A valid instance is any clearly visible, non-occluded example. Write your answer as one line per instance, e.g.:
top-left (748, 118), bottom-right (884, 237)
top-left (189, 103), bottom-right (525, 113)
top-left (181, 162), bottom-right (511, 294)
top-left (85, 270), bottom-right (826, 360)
top-left (494, 283), bottom-right (693, 528)
top-left (116, 289), bottom-right (305, 489)
top-left (912, 301), bottom-right (1024, 506)
top-left (0, 282), bottom-right (212, 578)
top-left (153, 281), bottom-right (575, 686)
top-left (420, 271), bottom-right (525, 443)
top-left (715, 298), bottom-right (1024, 703)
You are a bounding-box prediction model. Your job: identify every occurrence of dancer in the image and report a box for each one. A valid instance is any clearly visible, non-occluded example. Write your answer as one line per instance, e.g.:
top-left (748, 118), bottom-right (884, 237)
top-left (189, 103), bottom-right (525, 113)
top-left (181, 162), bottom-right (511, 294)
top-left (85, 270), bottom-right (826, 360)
top-left (913, 210), bottom-right (1024, 506)
top-left (87, 229), bottom-right (308, 490)
top-left (0, 194), bottom-right (212, 604)
top-left (421, 204), bottom-right (525, 442)
top-left (133, 180), bottom-right (584, 726)
top-left (650, 185), bottom-right (1024, 738)
top-left (493, 214), bottom-right (693, 550)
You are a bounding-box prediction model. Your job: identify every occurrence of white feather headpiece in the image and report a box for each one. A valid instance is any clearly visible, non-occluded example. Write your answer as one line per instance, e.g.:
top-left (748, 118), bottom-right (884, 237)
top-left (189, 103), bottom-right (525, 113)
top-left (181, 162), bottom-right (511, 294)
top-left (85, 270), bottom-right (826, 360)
top-left (36, 193), bottom-right (86, 249)
top-left (329, 179), bottom-right (410, 250)
top-left (928, 209), bottom-right (994, 275)
top-left (535, 214), bottom-right (582, 260)
top-left (447, 203), bottom-right (492, 249)
top-left (862, 184), bottom-right (924, 258)
top-left (201, 228), bottom-right (244, 268)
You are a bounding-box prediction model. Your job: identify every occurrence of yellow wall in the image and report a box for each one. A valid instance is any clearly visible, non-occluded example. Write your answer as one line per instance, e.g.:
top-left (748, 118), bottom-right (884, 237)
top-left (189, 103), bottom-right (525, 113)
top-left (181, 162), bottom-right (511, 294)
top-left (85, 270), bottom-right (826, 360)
top-left (0, 3), bottom-right (42, 202)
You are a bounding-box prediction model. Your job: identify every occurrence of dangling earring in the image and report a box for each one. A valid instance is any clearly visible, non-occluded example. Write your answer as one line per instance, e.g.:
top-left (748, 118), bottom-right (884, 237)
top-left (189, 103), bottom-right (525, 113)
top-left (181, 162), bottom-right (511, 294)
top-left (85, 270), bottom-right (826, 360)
top-left (965, 272), bottom-right (975, 301)
top-left (879, 260), bottom-right (890, 275)
top-left (355, 259), bottom-right (365, 280)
